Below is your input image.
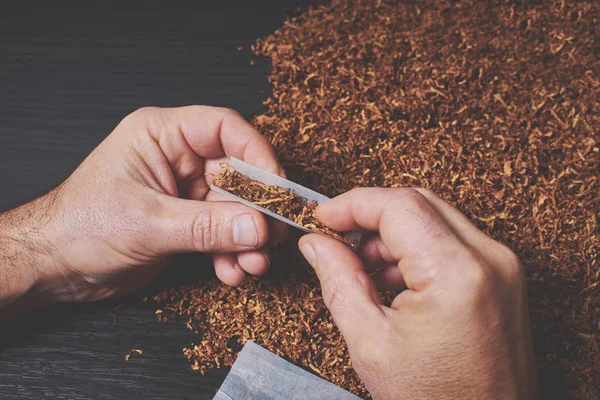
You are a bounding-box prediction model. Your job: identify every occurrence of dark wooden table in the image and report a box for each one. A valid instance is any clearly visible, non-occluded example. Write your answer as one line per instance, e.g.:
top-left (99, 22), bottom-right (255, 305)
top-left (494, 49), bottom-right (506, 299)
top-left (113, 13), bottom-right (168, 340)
top-left (0, 1), bottom-right (312, 398)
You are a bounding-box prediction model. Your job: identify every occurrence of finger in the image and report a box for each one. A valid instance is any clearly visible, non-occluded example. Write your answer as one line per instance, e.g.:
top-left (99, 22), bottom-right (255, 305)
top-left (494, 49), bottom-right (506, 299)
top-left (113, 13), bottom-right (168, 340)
top-left (371, 265), bottom-right (406, 291)
top-left (359, 234), bottom-right (407, 291)
top-left (268, 218), bottom-right (288, 246)
top-left (414, 189), bottom-right (492, 247)
top-left (204, 188), bottom-right (233, 202)
top-left (147, 106), bottom-right (284, 175)
top-left (316, 188), bottom-right (472, 289)
top-left (415, 188), bottom-right (522, 279)
top-left (358, 234), bottom-right (396, 272)
top-left (317, 187), bottom-right (464, 257)
top-left (299, 234), bottom-right (386, 346)
top-left (206, 189), bottom-right (288, 246)
top-left (154, 194), bottom-right (270, 254)
top-left (237, 248), bottom-right (270, 276)
top-left (213, 254), bottom-right (245, 286)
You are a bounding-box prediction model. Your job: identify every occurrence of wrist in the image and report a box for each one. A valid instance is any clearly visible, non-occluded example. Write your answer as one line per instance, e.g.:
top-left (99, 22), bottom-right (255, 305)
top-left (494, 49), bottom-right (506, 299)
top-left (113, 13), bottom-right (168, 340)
top-left (0, 187), bottom-right (68, 314)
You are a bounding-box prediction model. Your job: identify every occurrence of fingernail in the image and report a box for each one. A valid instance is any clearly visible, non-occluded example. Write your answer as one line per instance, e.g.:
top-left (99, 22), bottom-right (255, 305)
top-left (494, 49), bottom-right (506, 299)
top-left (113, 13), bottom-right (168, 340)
top-left (299, 241), bottom-right (317, 266)
top-left (233, 263), bottom-right (245, 274)
top-left (261, 253), bottom-right (271, 268)
top-left (233, 214), bottom-right (258, 247)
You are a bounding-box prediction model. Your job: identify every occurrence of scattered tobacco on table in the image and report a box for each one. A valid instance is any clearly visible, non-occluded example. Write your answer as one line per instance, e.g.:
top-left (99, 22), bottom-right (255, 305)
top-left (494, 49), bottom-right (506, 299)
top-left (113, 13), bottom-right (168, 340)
top-left (153, 0), bottom-right (599, 398)
top-left (124, 349), bottom-right (143, 361)
top-left (212, 166), bottom-right (351, 244)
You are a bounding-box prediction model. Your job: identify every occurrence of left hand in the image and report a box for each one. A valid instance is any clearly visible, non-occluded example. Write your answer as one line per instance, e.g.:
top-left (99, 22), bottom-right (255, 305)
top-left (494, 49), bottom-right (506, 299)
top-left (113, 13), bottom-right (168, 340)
top-left (1, 106), bottom-right (287, 306)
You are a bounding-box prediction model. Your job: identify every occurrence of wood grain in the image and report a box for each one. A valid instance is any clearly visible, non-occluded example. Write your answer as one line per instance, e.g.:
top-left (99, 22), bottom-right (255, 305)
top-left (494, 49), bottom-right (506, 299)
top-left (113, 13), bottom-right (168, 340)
top-left (0, 1), bottom-right (311, 398)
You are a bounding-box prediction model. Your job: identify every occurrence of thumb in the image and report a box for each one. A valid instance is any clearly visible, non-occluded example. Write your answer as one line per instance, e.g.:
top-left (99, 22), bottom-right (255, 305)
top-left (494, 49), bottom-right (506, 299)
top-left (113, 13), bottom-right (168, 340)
top-left (153, 195), bottom-right (270, 254)
top-left (298, 234), bottom-right (386, 346)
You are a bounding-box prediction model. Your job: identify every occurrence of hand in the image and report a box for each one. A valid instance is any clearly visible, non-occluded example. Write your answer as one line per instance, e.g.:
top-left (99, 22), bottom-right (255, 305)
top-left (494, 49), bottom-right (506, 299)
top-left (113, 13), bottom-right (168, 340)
top-left (298, 188), bottom-right (537, 399)
top-left (0, 106), bottom-right (287, 311)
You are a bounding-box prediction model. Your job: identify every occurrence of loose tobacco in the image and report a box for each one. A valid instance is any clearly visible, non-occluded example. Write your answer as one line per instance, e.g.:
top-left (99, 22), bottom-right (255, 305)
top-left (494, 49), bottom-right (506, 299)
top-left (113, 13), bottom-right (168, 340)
top-left (154, 1), bottom-right (600, 398)
top-left (124, 349), bottom-right (143, 361)
top-left (212, 167), bottom-right (351, 244)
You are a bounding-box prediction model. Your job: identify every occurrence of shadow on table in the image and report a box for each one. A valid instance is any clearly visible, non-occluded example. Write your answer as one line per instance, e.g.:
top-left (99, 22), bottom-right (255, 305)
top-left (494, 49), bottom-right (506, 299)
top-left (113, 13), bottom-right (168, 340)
top-left (0, 252), bottom-right (214, 351)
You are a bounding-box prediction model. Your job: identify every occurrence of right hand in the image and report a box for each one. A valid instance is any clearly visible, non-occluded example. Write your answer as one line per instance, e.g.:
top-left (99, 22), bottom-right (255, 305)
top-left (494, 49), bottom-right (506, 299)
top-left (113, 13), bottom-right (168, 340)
top-left (298, 188), bottom-right (537, 399)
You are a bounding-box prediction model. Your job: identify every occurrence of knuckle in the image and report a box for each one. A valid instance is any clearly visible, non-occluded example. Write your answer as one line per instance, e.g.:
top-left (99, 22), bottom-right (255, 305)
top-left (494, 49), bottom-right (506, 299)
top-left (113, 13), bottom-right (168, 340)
top-left (191, 208), bottom-right (220, 252)
top-left (415, 187), bottom-right (437, 198)
top-left (453, 253), bottom-right (493, 305)
top-left (392, 188), bottom-right (446, 238)
top-left (120, 107), bottom-right (162, 133)
top-left (393, 188), bottom-right (428, 209)
top-left (129, 106), bottom-right (160, 121)
top-left (409, 257), bottom-right (440, 288)
top-left (218, 107), bottom-right (242, 120)
top-left (461, 262), bottom-right (489, 292)
top-left (499, 245), bottom-right (525, 285)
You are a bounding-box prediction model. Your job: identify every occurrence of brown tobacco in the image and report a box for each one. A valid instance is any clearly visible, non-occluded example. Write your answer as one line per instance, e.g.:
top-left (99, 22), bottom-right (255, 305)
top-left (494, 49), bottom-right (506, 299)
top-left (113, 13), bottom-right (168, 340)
top-left (124, 349), bottom-right (143, 361)
top-left (212, 167), bottom-right (351, 244)
top-left (153, 1), bottom-right (600, 398)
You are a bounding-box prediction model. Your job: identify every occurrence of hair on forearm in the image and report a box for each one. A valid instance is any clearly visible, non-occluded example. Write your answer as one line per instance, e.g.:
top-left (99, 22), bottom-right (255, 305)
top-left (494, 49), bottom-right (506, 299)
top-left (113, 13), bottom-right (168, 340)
top-left (0, 184), bottom-right (65, 308)
top-left (0, 181), bottom-right (66, 217)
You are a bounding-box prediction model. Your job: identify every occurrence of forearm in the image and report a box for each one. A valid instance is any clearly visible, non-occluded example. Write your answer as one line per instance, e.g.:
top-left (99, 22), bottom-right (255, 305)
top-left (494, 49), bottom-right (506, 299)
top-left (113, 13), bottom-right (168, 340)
top-left (0, 189), bottom-right (65, 317)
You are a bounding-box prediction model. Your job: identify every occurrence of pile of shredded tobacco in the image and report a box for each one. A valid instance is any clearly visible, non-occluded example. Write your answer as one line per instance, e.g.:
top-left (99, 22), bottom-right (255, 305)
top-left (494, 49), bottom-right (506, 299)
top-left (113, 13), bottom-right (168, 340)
top-left (212, 166), bottom-right (351, 244)
top-left (152, 1), bottom-right (599, 398)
